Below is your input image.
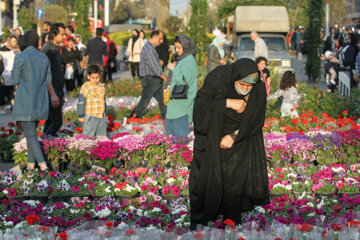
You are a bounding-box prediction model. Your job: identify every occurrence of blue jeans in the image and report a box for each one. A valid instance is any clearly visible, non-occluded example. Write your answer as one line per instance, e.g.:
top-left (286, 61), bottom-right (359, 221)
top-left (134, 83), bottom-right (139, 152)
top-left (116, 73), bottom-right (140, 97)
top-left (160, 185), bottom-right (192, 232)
top-left (20, 121), bottom-right (46, 164)
top-left (134, 76), bottom-right (167, 119)
top-left (165, 115), bottom-right (190, 137)
top-left (82, 115), bottom-right (107, 137)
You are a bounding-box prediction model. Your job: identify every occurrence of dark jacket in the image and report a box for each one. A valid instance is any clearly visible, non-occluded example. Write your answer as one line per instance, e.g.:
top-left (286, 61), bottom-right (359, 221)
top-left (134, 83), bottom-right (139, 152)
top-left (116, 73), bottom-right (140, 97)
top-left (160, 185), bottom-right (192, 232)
top-left (61, 47), bottom-right (81, 71)
top-left (84, 37), bottom-right (107, 65)
top-left (42, 41), bottom-right (65, 98)
top-left (156, 34), bottom-right (170, 67)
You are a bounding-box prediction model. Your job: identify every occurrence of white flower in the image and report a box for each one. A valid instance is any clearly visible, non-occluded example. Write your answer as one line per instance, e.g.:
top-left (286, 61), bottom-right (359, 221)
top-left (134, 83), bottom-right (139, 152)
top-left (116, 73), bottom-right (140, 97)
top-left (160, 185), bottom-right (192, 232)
top-left (285, 185), bottom-right (292, 191)
top-left (63, 202), bottom-right (70, 208)
top-left (152, 207), bottom-right (162, 213)
top-left (307, 202), bottom-right (314, 208)
top-left (166, 178), bottom-right (175, 184)
top-left (23, 200), bottom-right (40, 207)
top-left (3, 190), bottom-right (8, 195)
top-left (137, 209), bottom-right (143, 216)
top-left (38, 180), bottom-right (48, 188)
top-left (255, 206), bottom-right (265, 214)
top-left (59, 179), bottom-right (71, 191)
top-left (298, 192), bottom-right (306, 200)
top-left (104, 186), bottom-right (111, 193)
top-left (70, 209), bottom-right (80, 214)
top-left (78, 177), bottom-right (85, 182)
top-left (317, 199), bottom-right (324, 209)
top-left (95, 207), bottom-right (111, 218)
top-left (287, 173), bottom-right (297, 178)
top-left (307, 212), bottom-right (316, 217)
top-left (128, 205), bottom-right (136, 212)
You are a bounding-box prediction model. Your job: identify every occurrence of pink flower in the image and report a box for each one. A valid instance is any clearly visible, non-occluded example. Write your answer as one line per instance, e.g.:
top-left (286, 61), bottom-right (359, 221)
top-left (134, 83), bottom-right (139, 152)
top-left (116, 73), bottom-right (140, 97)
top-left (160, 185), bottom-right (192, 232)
top-left (72, 186), bottom-right (80, 192)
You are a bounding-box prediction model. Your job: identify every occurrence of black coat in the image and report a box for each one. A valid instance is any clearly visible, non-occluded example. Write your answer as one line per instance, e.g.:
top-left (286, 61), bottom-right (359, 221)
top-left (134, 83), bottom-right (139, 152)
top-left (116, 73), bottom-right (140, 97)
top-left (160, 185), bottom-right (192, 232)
top-left (190, 62), bottom-right (270, 229)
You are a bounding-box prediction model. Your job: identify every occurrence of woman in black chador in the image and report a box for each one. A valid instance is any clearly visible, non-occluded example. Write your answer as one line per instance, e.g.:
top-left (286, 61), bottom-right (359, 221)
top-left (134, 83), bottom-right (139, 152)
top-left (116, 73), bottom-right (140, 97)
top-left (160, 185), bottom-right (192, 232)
top-left (190, 58), bottom-right (270, 230)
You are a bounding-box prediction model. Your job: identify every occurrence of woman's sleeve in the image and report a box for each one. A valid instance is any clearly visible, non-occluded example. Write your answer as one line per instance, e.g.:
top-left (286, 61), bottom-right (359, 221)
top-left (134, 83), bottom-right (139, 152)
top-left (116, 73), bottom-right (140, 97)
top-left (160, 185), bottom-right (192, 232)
top-left (10, 55), bottom-right (22, 85)
top-left (127, 39), bottom-right (132, 54)
top-left (193, 70), bottom-right (226, 136)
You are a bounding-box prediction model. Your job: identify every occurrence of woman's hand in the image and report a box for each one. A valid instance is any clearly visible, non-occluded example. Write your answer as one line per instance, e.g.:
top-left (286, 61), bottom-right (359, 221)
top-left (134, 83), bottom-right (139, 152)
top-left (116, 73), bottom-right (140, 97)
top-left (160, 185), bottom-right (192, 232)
top-left (330, 56), bottom-right (339, 64)
top-left (226, 99), bottom-right (246, 113)
top-left (167, 62), bottom-right (176, 70)
top-left (220, 135), bottom-right (234, 149)
top-left (220, 58), bottom-right (226, 65)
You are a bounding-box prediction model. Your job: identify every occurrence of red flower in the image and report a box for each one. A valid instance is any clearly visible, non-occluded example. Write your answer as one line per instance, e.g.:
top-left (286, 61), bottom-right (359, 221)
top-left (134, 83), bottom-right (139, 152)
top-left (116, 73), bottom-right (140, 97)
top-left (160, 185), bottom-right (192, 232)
top-left (223, 219), bottom-right (235, 225)
top-left (342, 110), bottom-right (348, 115)
top-left (194, 231), bottom-right (203, 239)
top-left (291, 119), bottom-right (299, 125)
top-left (2, 199), bottom-right (10, 206)
top-left (8, 122), bottom-right (15, 127)
top-left (39, 120), bottom-right (45, 126)
top-left (59, 232), bottom-right (68, 240)
top-left (348, 220), bottom-right (360, 228)
top-left (106, 221), bottom-right (113, 228)
top-left (275, 238), bottom-right (282, 240)
top-left (38, 226), bottom-right (50, 232)
top-left (125, 229), bottom-right (136, 236)
top-left (71, 186), bottom-right (80, 192)
top-left (331, 224), bottom-right (343, 231)
top-left (74, 127), bottom-right (83, 132)
top-left (25, 215), bottom-right (40, 225)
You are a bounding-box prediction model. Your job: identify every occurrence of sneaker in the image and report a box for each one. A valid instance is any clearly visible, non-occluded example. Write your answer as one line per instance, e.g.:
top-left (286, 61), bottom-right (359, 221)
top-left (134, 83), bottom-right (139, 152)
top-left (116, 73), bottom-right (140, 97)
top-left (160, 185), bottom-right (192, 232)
top-left (4, 105), bottom-right (12, 110)
top-left (0, 110), bottom-right (6, 115)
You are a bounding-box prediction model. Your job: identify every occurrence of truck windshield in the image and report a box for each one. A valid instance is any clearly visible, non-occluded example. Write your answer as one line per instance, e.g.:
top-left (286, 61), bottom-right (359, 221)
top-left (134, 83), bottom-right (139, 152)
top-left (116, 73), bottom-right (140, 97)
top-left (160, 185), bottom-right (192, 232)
top-left (239, 37), bottom-right (286, 51)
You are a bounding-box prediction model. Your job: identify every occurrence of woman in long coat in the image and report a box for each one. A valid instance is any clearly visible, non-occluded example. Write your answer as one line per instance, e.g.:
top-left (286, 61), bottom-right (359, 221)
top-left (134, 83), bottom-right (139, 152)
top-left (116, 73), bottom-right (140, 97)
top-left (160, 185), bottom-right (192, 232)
top-left (190, 58), bottom-right (270, 230)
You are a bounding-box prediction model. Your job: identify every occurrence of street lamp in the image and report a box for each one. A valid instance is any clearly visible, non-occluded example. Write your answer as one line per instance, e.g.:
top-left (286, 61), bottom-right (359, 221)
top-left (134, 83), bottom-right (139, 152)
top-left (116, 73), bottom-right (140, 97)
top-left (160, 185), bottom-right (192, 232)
top-left (13, 0), bottom-right (21, 29)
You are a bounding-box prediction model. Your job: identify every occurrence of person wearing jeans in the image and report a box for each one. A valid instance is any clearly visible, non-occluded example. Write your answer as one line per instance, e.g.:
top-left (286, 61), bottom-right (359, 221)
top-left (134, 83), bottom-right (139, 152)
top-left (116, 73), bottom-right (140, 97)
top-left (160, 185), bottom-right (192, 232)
top-left (11, 30), bottom-right (59, 171)
top-left (129, 30), bottom-right (167, 119)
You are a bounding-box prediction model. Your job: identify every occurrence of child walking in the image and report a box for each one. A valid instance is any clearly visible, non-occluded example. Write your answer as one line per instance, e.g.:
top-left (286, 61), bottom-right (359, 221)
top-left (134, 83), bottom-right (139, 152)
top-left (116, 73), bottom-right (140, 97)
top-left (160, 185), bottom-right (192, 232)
top-left (77, 65), bottom-right (107, 137)
top-left (268, 70), bottom-right (299, 118)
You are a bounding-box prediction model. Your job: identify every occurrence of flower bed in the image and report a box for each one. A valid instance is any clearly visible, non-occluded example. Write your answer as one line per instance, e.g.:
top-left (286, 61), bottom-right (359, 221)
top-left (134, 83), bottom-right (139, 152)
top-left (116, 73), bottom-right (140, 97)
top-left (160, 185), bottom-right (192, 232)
top-left (1, 163), bottom-right (360, 238)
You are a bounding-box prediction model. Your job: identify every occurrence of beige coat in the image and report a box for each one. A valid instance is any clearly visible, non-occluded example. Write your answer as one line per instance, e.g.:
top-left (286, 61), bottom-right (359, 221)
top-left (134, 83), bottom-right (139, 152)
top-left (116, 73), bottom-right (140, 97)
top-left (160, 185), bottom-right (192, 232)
top-left (127, 38), bottom-right (144, 63)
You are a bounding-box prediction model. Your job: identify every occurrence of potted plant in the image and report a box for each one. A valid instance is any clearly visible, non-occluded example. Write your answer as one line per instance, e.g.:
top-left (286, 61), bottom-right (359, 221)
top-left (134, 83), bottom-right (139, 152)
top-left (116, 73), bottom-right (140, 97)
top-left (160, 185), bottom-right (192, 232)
top-left (313, 181), bottom-right (336, 199)
top-left (114, 181), bottom-right (139, 201)
top-left (94, 179), bottom-right (114, 199)
top-left (337, 181), bottom-right (360, 198)
top-left (292, 180), bottom-right (312, 199)
top-left (42, 137), bottom-right (68, 172)
top-left (270, 183), bottom-right (292, 200)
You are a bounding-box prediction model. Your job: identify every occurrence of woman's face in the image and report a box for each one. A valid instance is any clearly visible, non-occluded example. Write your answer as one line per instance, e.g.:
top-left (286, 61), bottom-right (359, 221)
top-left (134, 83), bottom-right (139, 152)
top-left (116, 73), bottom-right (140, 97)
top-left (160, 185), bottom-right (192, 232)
top-left (140, 32), bottom-right (145, 39)
top-left (257, 60), bottom-right (266, 71)
top-left (235, 81), bottom-right (253, 92)
top-left (132, 31), bottom-right (138, 37)
top-left (175, 42), bottom-right (183, 56)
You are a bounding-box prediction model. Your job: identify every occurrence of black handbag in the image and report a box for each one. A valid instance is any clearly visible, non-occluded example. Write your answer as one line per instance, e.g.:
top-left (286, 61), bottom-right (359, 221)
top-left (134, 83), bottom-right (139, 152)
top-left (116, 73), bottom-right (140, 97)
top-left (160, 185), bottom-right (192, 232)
top-left (170, 75), bottom-right (188, 99)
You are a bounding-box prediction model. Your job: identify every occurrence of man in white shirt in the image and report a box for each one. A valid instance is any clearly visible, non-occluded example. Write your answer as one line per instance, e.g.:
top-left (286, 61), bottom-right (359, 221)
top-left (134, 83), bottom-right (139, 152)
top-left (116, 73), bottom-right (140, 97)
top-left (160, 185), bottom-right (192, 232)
top-left (251, 31), bottom-right (268, 60)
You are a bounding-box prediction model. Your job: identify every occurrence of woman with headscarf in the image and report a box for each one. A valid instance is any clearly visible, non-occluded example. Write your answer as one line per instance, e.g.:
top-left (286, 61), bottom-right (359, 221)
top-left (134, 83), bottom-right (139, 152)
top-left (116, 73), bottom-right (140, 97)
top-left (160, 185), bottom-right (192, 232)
top-left (207, 35), bottom-right (226, 73)
top-left (165, 35), bottom-right (197, 137)
top-left (103, 32), bottom-right (118, 83)
top-left (11, 30), bottom-right (59, 172)
top-left (330, 32), bottom-right (356, 91)
top-left (190, 58), bottom-right (270, 230)
top-left (127, 29), bottom-right (144, 80)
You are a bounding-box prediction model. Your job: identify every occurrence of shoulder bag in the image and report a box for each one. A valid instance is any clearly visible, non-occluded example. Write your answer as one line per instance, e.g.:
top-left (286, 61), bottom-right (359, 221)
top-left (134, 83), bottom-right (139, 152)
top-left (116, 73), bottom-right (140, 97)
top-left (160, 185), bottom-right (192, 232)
top-left (170, 75), bottom-right (188, 100)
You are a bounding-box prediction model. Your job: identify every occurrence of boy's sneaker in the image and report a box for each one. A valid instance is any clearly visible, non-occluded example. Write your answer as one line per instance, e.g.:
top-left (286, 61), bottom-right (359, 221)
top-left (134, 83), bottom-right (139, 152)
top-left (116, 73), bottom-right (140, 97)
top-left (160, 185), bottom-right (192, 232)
top-left (0, 110), bottom-right (6, 115)
top-left (4, 105), bottom-right (12, 110)
top-left (330, 79), bottom-right (336, 85)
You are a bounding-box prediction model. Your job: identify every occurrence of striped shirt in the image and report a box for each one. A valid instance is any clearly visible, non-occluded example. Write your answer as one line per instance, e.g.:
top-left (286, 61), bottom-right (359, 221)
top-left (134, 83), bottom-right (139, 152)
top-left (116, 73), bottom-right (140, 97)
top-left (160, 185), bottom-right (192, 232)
top-left (355, 52), bottom-right (360, 76)
top-left (139, 41), bottom-right (163, 77)
top-left (79, 81), bottom-right (105, 118)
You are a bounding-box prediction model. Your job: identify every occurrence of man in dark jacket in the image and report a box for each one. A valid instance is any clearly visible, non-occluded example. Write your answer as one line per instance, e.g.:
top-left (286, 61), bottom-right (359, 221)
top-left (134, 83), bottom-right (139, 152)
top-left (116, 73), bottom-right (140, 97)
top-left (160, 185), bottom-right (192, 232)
top-left (81, 28), bottom-right (107, 82)
top-left (156, 32), bottom-right (170, 70)
top-left (42, 22), bottom-right (66, 136)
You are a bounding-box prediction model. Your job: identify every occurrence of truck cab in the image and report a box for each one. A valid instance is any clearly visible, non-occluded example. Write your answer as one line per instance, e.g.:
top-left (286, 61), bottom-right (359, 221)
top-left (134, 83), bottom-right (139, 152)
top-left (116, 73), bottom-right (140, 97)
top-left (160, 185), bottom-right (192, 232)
top-left (233, 6), bottom-right (293, 74)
